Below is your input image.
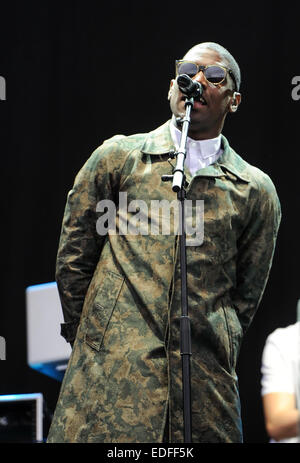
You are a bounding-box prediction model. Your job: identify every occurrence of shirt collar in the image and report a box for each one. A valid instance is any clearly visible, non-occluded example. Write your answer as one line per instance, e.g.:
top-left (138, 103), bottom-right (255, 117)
top-left (140, 119), bottom-right (250, 183)
top-left (169, 117), bottom-right (222, 160)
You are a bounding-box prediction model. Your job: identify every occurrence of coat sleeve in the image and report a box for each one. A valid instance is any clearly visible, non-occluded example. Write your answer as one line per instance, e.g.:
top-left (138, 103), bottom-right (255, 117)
top-left (55, 138), bottom-right (125, 344)
top-left (230, 173), bottom-right (281, 333)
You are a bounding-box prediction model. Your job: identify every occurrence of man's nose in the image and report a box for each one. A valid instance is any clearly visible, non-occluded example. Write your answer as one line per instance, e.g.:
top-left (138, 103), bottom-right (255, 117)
top-left (193, 71), bottom-right (206, 86)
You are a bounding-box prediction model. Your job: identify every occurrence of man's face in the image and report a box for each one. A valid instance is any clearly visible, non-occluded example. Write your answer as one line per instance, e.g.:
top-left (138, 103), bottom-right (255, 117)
top-left (168, 46), bottom-right (239, 139)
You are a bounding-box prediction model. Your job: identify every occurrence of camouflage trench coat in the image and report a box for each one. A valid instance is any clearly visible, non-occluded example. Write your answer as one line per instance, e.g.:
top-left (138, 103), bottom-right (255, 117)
top-left (47, 120), bottom-right (281, 443)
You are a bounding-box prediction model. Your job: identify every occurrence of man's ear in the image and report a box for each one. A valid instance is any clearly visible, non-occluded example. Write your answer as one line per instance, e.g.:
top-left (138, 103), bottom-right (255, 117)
top-left (229, 91), bottom-right (241, 113)
top-left (168, 79), bottom-right (175, 100)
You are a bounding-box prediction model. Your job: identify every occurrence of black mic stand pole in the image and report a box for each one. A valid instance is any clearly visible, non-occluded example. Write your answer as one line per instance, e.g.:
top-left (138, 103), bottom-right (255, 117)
top-left (162, 94), bottom-right (194, 443)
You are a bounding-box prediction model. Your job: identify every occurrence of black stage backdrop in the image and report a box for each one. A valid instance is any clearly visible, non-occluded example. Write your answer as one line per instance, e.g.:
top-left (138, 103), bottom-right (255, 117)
top-left (0, 0), bottom-right (299, 444)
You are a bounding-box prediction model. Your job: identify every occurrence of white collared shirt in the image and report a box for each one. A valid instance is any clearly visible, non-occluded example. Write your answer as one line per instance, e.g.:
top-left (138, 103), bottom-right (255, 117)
top-left (169, 119), bottom-right (223, 176)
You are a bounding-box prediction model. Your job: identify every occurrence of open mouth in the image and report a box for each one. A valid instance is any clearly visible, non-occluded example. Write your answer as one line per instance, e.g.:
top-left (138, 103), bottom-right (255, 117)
top-left (195, 95), bottom-right (207, 105)
top-left (181, 94), bottom-right (207, 105)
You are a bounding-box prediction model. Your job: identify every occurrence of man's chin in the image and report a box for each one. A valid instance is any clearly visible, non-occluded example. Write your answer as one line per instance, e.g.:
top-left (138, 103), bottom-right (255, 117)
top-left (188, 118), bottom-right (212, 137)
top-left (189, 115), bottom-right (208, 128)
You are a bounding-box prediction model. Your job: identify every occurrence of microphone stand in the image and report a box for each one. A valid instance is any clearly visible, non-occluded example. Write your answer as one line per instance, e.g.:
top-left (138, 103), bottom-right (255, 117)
top-left (162, 94), bottom-right (195, 443)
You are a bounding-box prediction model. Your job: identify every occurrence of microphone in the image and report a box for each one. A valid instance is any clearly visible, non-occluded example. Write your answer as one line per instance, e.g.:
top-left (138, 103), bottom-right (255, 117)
top-left (177, 74), bottom-right (203, 99)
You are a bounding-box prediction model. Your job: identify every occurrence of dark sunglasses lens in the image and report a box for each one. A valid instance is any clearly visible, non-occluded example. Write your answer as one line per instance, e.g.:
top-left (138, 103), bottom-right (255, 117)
top-left (204, 66), bottom-right (226, 84)
top-left (177, 62), bottom-right (198, 77)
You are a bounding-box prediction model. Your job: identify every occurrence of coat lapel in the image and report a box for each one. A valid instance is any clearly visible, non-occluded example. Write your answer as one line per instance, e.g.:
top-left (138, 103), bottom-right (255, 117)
top-left (141, 120), bottom-right (251, 183)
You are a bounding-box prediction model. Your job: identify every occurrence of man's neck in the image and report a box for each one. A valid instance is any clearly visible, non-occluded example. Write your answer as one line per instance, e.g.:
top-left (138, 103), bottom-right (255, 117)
top-left (173, 115), bottom-right (222, 141)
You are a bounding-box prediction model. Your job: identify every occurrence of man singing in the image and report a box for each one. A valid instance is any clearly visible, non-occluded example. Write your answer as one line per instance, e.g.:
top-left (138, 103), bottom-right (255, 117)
top-left (47, 42), bottom-right (281, 443)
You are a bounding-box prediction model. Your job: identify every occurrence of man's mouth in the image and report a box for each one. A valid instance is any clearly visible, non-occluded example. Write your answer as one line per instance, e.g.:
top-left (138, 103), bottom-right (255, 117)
top-left (195, 95), bottom-right (207, 105)
top-left (181, 94), bottom-right (207, 105)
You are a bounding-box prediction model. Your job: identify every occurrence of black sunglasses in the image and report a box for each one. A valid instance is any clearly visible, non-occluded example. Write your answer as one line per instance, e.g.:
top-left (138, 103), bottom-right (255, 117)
top-left (176, 60), bottom-right (236, 91)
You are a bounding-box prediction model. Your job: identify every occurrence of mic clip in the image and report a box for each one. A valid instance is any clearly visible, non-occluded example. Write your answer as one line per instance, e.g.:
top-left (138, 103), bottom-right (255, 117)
top-left (168, 150), bottom-right (176, 160)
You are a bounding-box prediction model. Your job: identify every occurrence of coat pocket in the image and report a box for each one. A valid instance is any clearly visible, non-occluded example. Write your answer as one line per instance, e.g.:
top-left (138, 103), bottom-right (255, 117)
top-left (85, 271), bottom-right (124, 351)
top-left (221, 301), bottom-right (243, 370)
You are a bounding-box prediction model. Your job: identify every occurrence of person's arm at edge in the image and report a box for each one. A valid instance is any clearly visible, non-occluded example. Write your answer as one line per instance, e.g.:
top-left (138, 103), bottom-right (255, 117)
top-left (262, 392), bottom-right (300, 441)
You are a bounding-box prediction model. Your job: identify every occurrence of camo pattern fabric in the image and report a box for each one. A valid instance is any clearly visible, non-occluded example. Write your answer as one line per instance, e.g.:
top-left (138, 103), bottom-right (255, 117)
top-left (47, 120), bottom-right (281, 443)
